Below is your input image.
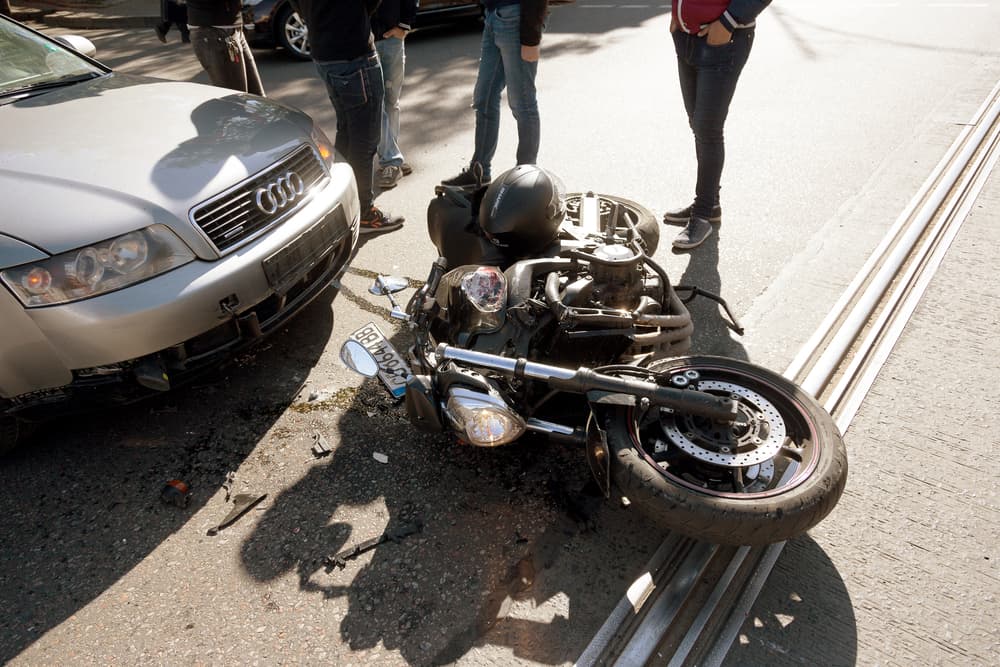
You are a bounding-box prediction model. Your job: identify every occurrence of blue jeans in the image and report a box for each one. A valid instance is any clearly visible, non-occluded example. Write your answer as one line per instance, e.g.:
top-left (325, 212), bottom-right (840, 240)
top-left (315, 53), bottom-right (385, 212)
top-left (472, 5), bottom-right (540, 179)
top-left (375, 37), bottom-right (405, 168)
top-left (672, 28), bottom-right (754, 220)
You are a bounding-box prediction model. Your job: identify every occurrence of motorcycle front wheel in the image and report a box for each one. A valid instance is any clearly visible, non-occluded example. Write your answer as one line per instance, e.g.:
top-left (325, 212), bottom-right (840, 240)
top-left (605, 356), bottom-right (847, 546)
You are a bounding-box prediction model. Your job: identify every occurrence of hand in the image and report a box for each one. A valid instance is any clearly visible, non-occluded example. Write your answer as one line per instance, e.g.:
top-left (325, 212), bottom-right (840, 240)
top-left (670, 15), bottom-right (678, 33)
top-left (383, 26), bottom-right (408, 40)
top-left (521, 44), bottom-right (540, 62)
top-left (699, 20), bottom-right (732, 46)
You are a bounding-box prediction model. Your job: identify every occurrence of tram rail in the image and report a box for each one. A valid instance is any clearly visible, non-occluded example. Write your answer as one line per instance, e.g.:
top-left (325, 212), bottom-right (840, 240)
top-left (577, 79), bottom-right (1000, 667)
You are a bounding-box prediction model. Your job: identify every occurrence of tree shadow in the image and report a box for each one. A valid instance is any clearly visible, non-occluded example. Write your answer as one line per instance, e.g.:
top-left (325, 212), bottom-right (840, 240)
top-left (0, 287), bottom-right (336, 663)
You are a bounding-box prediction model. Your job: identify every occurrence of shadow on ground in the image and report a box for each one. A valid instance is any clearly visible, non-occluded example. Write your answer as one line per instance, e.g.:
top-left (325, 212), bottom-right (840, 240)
top-left (0, 288), bottom-right (335, 663)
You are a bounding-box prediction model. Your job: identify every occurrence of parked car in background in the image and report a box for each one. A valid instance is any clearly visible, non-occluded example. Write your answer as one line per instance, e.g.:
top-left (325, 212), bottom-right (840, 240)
top-left (0, 16), bottom-right (360, 454)
top-left (242, 0), bottom-right (484, 60)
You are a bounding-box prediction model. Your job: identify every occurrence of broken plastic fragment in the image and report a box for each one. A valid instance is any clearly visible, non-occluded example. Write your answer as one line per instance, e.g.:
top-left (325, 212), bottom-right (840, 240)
top-left (373, 452), bottom-right (389, 464)
top-left (160, 479), bottom-right (190, 508)
top-left (207, 493), bottom-right (267, 536)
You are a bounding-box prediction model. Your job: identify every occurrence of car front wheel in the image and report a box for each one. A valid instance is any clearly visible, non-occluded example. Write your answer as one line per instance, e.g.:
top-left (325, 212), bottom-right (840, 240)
top-left (276, 5), bottom-right (310, 61)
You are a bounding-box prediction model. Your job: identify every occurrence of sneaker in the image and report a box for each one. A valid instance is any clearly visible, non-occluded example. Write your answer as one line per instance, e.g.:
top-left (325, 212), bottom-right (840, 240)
top-left (359, 206), bottom-right (404, 235)
top-left (377, 164), bottom-right (403, 189)
top-left (154, 25), bottom-right (168, 43)
top-left (672, 217), bottom-right (714, 250)
top-left (663, 204), bottom-right (722, 226)
top-left (441, 162), bottom-right (489, 188)
top-left (401, 162), bottom-right (413, 176)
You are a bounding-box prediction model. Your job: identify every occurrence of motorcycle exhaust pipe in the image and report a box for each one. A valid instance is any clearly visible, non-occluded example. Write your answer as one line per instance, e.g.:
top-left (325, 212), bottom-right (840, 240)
top-left (435, 344), bottom-right (740, 423)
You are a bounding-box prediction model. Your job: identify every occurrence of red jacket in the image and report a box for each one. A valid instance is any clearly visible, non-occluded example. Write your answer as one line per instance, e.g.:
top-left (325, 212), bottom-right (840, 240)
top-left (672, 0), bottom-right (771, 35)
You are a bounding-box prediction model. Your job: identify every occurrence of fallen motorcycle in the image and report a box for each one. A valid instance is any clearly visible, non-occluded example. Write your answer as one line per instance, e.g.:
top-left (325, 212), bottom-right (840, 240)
top-left (342, 166), bottom-right (847, 546)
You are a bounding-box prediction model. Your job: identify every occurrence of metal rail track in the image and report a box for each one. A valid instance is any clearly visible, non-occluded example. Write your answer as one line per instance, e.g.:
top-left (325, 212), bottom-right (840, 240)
top-left (577, 80), bottom-right (1000, 667)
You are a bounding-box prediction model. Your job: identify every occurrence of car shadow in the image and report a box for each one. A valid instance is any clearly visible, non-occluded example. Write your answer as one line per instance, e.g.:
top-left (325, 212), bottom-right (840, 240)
top-left (0, 285), bottom-right (336, 663)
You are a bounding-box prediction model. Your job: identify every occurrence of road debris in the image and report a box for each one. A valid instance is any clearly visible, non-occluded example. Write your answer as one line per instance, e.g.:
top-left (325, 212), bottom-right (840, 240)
top-left (160, 479), bottom-right (191, 508)
top-left (207, 493), bottom-right (267, 536)
top-left (222, 471), bottom-right (236, 501)
top-left (373, 451), bottom-right (389, 464)
top-left (312, 433), bottom-right (332, 458)
top-left (325, 520), bottom-right (422, 570)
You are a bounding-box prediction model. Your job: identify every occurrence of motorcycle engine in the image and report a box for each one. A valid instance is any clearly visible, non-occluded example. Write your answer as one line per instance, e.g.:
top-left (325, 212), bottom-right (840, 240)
top-left (589, 244), bottom-right (644, 310)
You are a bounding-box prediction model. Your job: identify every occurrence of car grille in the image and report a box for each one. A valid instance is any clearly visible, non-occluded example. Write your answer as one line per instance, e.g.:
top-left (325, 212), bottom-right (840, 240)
top-left (190, 144), bottom-right (327, 254)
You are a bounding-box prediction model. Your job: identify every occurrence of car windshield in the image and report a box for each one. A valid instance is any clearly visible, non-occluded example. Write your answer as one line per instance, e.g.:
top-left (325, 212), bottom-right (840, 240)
top-left (0, 18), bottom-right (104, 97)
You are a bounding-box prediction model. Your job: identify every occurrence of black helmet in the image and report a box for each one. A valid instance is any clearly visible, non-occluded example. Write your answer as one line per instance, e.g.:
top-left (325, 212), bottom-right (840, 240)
top-left (478, 165), bottom-right (565, 256)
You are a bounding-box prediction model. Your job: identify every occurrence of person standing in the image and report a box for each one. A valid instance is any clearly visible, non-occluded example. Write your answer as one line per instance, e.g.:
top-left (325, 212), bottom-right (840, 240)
top-left (291, 0), bottom-right (404, 234)
top-left (186, 0), bottom-right (265, 96)
top-left (663, 0), bottom-right (770, 249)
top-left (372, 0), bottom-right (417, 190)
top-left (440, 0), bottom-right (549, 189)
top-left (155, 0), bottom-right (191, 44)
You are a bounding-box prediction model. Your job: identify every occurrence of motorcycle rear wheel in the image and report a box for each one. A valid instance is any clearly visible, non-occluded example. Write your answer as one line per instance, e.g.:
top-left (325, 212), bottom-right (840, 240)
top-left (563, 193), bottom-right (660, 255)
top-left (605, 356), bottom-right (847, 546)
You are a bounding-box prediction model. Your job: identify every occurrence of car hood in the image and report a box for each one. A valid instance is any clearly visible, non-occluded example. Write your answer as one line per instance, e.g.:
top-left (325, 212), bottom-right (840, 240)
top-left (0, 73), bottom-right (317, 257)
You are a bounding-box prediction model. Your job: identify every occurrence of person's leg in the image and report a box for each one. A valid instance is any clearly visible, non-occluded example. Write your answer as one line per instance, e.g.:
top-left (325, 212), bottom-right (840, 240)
top-left (191, 28), bottom-right (251, 93)
top-left (687, 29), bottom-right (753, 220)
top-left (470, 10), bottom-right (506, 180)
top-left (491, 5), bottom-right (540, 166)
top-left (316, 54), bottom-right (385, 214)
top-left (375, 37), bottom-right (405, 169)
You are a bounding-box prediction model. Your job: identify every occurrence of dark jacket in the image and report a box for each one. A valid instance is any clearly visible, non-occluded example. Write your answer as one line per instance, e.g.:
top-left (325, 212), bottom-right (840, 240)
top-left (672, 0), bottom-right (770, 35)
top-left (482, 0), bottom-right (549, 47)
top-left (185, 0), bottom-right (242, 27)
top-left (290, 0), bottom-right (381, 62)
top-left (371, 0), bottom-right (418, 40)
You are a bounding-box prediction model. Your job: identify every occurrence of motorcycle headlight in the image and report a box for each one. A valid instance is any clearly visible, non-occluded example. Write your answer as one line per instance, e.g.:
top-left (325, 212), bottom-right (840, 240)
top-left (1, 224), bottom-right (195, 307)
top-left (444, 387), bottom-right (526, 447)
top-left (461, 266), bottom-right (506, 313)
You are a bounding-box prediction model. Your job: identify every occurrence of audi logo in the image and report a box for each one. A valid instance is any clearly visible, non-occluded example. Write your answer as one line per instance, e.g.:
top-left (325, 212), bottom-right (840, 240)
top-left (254, 171), bottom-right (306, 215)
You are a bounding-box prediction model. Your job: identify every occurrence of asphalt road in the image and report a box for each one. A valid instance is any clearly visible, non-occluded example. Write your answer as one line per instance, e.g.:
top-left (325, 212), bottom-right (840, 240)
top-left (2, 2), bottom-right (999, 665)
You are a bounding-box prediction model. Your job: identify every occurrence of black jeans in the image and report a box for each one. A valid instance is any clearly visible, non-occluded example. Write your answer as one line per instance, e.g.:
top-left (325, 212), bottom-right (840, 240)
top-left (316, 52), bottom-right (385, 213)
top-left (191, 27), bottom-right (265, 96)
top-left (672, 28), bottom-right (754, 220)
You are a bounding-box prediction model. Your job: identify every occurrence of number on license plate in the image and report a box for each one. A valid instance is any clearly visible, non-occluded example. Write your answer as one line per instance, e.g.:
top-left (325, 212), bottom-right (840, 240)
top-left (350, 322), bottom-right (410, 399)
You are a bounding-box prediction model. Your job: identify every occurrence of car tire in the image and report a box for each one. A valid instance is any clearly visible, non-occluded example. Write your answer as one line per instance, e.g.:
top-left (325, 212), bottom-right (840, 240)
top-left (0, 415), bottom-right (26, 457)
top-left (276, 4), bottom-right (311, 61)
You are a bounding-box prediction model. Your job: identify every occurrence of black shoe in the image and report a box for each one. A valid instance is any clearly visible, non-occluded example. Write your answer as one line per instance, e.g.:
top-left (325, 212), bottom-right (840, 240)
top-left (359, 206), bottom-right (404, 235)
top-left (663, 204), bottom-right (722, 226)
top-left (181, 31), bottom-right (191, 44)
top-left (441, 162), bottom-right (489, 188)
top-left (672, 217), bottom-right (714, 250)
top-left (154, 25), bottom-right (168, 43)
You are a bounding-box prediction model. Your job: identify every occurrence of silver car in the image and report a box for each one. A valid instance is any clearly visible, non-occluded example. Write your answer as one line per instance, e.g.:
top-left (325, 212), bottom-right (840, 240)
top-left (0, 17), bottom-right (360, 453)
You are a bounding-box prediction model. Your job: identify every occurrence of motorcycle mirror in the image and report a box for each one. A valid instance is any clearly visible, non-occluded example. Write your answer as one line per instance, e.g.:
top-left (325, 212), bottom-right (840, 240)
top-left (339, 340), bottom-right (379, 377)
top-left (369, 275), bottom-right (408, 296)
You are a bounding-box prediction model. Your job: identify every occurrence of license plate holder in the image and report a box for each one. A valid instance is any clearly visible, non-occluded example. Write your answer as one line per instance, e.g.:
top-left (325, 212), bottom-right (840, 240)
top-left (349, 322), bottom-right (410, 399)
top-left (262, 206), bottom-right (345, 293)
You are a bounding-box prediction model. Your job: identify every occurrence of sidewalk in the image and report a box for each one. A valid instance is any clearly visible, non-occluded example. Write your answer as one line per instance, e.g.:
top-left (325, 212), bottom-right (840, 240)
top-left (10, 0), bottom-right (159, 29)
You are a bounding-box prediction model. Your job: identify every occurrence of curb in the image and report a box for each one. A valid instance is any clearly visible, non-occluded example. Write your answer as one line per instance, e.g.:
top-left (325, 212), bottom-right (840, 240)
top-left (10, 1), bottom-right (158, 29)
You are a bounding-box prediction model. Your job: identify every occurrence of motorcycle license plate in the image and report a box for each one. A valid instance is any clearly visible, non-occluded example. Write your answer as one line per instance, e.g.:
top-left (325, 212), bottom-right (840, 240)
top-left (349, 322), bottom-right (410, 399)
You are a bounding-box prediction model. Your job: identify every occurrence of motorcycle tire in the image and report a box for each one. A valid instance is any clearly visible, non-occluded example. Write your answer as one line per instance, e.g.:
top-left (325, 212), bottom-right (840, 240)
top-left (563, 193), bottom-right (660, 256)
top-left (604, 356), bottom-right (847, 546)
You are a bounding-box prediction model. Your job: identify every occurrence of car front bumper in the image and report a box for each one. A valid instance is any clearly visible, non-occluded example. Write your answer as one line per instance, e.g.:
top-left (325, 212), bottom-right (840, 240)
top-left (1, 165), bottom-right (360, 417)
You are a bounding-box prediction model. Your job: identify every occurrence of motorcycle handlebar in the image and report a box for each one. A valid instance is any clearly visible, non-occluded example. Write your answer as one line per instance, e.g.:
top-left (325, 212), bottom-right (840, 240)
top-left (435, 344), bottom-right (740, 423)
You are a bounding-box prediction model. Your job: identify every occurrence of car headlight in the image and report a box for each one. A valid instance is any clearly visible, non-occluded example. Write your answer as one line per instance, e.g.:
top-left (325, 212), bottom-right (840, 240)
top-left (310, 124), bottom-right (336, 169)
top-left (444, 387), bottom-right (526, 447)
top-left (0, 224), bottom-right (195, 307)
